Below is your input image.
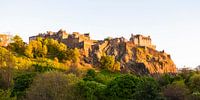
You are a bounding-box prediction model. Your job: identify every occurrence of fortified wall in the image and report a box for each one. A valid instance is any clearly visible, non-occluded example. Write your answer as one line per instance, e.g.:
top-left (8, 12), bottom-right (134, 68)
top-left (29, 29), bottom-right (95, 56)
top-left (29, 30), bottom-right (156, 56)
top-left (130, 34), bottom-right (156, 49)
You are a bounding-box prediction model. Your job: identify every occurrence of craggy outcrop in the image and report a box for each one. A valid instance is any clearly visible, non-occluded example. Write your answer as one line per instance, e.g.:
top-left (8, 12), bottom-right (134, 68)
top-left (89, 38), bottom-right (177, 74)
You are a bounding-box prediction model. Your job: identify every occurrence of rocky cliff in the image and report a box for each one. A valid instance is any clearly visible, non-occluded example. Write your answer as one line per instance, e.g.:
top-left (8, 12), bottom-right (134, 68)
top-left (88, 38), bottom-right (177, 74)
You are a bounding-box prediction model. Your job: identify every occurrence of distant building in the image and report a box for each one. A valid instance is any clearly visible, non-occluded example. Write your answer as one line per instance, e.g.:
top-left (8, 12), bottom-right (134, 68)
top-left (29, 30), bottom-right (157, 57)
top-left (0, 34), bottom-right (11, 47)
top-left (29, 29), bottom-right (68, 42)
top-left (130, 34), bottom-right (156, 49)
top-left (29, 29), bottom-right (95, 56)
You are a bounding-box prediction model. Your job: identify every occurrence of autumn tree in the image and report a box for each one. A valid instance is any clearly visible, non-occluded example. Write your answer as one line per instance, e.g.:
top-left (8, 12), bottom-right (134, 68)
top-left (8, 35), bottom-right (26, 55)
top-left (45, 38), bottom-right (67, 60)
top-left (100, 55), bottom-right (120, 71)
top-left (0, 47), bottom-right (15, 89)
top-left (25, 38), bottom-right (47, 58)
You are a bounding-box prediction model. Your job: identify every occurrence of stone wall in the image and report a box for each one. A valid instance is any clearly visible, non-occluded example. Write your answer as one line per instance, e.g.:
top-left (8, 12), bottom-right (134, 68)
top-left (130, 34), bottom-right (156, 49)
top-left (30, 30), bottom-right (95, 57)
top-left (29, 31), bottom-right (157, 57)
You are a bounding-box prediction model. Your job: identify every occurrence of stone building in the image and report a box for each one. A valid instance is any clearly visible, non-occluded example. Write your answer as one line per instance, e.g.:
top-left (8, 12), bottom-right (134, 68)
top-left (130, 34), bottom-right (156, 49)
top-left (61, 32), bottom-right (95, 56)
top-left (29, 30), bottom-right (157, 57)
top-left (29, 29), bottom-right (68, 42)
top-left (29, 29), bottom-right (95, 56)
top-left (0, 34), bottom-right (11, 47)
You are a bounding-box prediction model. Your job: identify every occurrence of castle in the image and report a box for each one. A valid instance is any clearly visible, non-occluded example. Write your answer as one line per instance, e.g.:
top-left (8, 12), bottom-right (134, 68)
top-left (130, 34), bottom-right (156, 49)
top-left (29, 29), bottom-right (95, 56)
top-left (29, 29), bottom-right (156, 56)
top-left (0, 34), bottom-right (11, 47)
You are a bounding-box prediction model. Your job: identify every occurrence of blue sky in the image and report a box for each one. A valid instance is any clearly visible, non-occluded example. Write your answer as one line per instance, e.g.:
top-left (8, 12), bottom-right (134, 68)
top-left (0, 0), bottom-right (200, 68)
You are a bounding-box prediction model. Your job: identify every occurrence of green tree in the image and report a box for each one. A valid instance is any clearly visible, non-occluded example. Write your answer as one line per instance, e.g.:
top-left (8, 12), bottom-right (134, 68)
top-left (77, 80), bottom-right (106, 100)
top-left (135, 77), bottom-right (163, 100)
top-left (25, 72), bottom-right (81, 100)
top-left (11, 72), bottom-right (36, 99)
top-left (105, 74), bottom-right (142, 99)
top-left (0, 89), bottom-right (16, 100)
top-left (83, 69), bottom-right (96, 81)
top-left (189, 74), bottom-right (200, 92)
top-left (157, 74), bottom-right (175, 87)
top-left (8, 35), bottom-right (25, 55)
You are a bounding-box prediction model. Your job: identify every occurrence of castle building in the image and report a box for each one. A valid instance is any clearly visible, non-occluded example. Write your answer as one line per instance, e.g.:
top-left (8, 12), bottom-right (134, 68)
top-left (0, 34), bottom-right (11, 47)
top-left (130, 34), bottom-right (156, 49)
top-left (29, 29), bottom-right (68, 42)
top-left (29, 30), bottom-right (156, 57)
top-left (29, 29), bottom-right (95, 56)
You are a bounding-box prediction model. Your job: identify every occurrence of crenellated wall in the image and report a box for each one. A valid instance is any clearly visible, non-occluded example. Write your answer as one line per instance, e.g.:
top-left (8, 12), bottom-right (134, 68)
top-left (130, 34), bottom-right (156, 49)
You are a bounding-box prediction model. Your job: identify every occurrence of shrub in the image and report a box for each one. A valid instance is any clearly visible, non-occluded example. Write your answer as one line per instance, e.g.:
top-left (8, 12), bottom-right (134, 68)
top-left (105, 74), bottom-right (141, 99)
top-left (77, 80), bottom-right (106, 100)
top-left (11, 72), bottom-right (36, 98)
top-left (25, 72), bottom-right (81, 100)
top-left (189, 74), bottom-right (200, 92)
top-left (163, 80), bottom-right (190, 100)
top-left (0, 89), bottom-right (16, 100)
top-left (135, 77), bottom-right (163, 100)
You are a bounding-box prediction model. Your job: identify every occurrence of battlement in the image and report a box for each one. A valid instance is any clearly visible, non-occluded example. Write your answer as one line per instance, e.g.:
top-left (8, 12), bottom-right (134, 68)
top-left (29, 29), bottom-right (68, 42)
top-left (29, 29), bottom-right (95, 56)
top-left (130, 34), bottom-right (156, 49)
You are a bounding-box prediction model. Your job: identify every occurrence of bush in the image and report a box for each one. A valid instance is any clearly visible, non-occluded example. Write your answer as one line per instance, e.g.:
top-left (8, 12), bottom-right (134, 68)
top-left (135, 77), bottom-right (163, 100)
top-left (163, 80), bottom-right (190, 100)
top-left (25, 72), bottom-right (81, 100)
top-left (100, 55), bottom-right (120, 71)
top-left (105, 74), bottom-right (141, 99)
top-left (11, 72), bottom-right (36, 98)
top-left (77, 80), bottom-right (106, 100)
top-left (189, 74), bottom-right (200, 92)
top-left (83, 69), bottom-right (96, 81)
top-left (157, 74), bottom-right (175, 87)
top-left (0, 89), bottom-right (16, 100)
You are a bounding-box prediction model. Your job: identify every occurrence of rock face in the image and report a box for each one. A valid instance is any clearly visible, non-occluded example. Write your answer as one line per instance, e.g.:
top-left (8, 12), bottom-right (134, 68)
top-left (29, 31), bottom-right (177, 74)
top-left (89, 37), bottom-right (177, 74)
